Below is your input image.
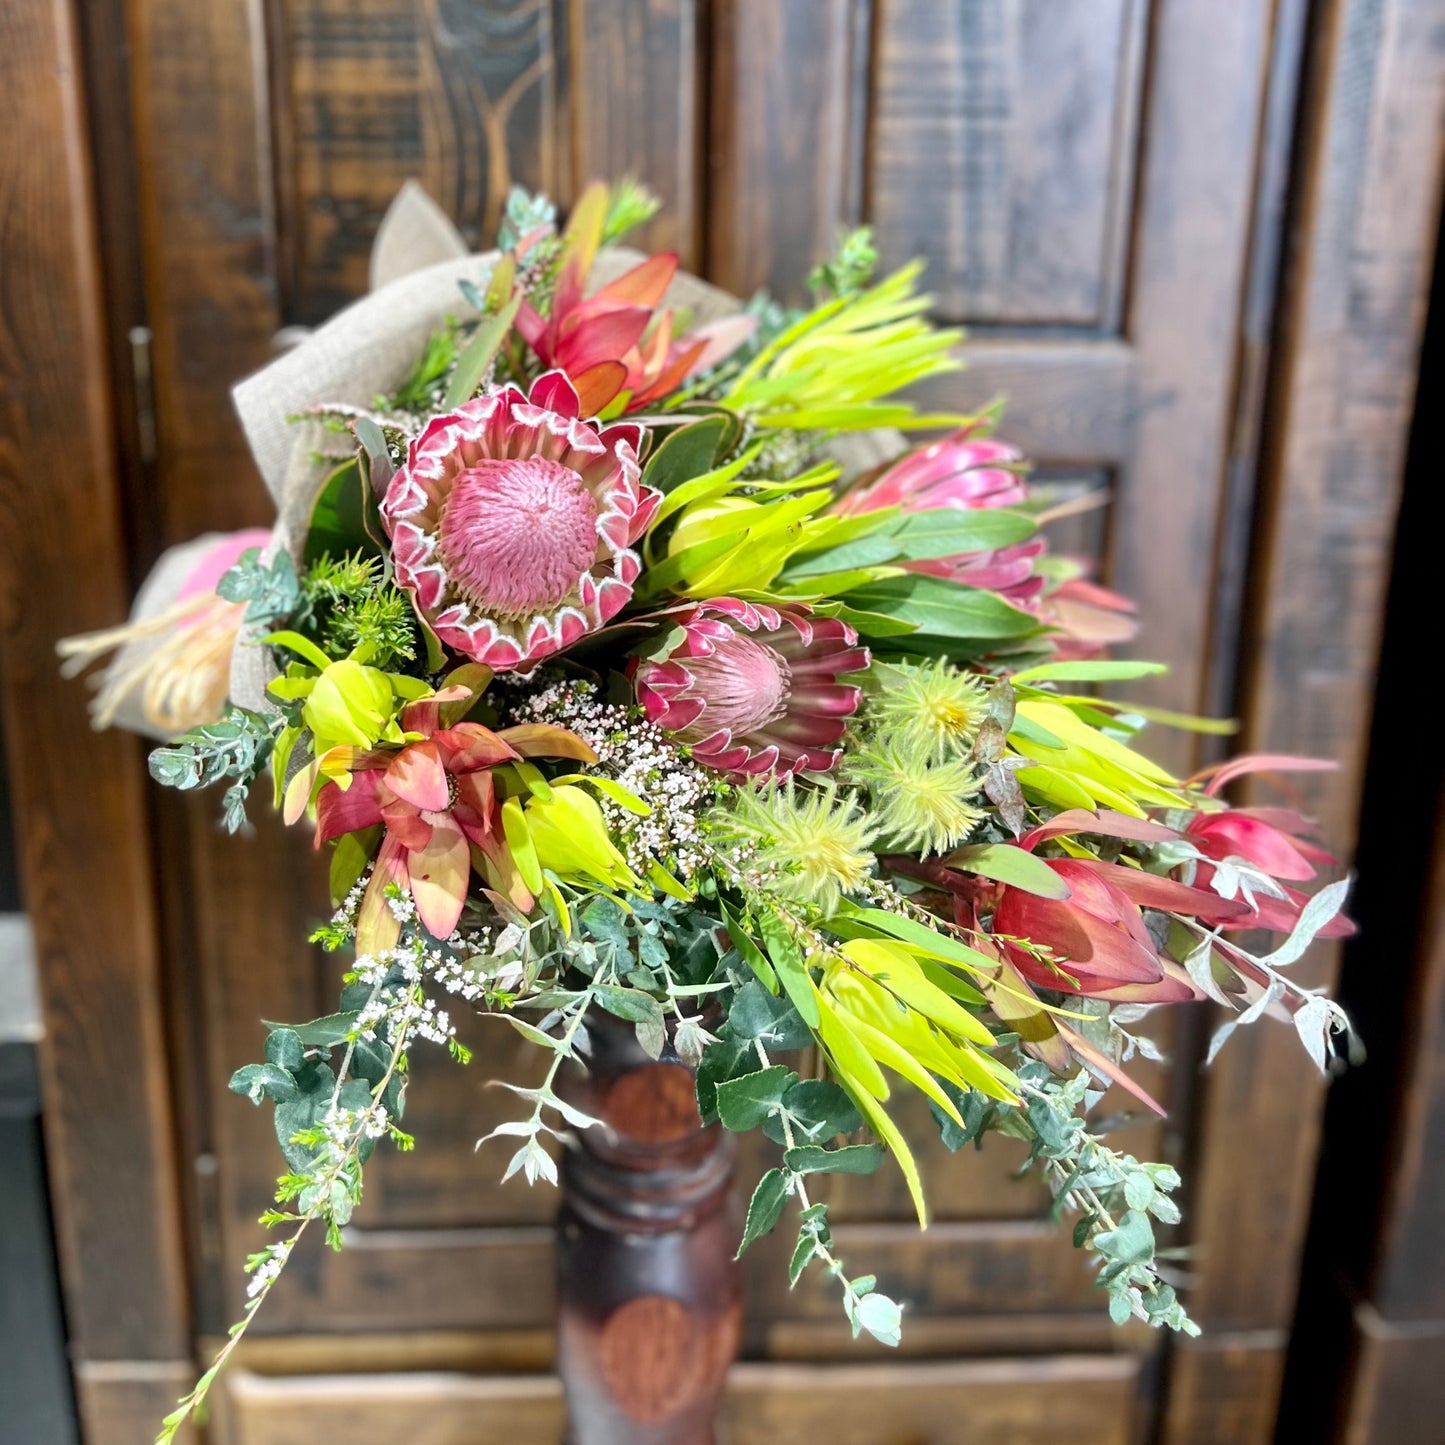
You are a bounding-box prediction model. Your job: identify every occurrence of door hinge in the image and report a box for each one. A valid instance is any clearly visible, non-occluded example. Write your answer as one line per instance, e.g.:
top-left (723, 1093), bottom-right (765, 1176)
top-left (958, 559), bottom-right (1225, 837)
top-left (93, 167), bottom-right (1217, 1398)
top-left (128, 324), bottom-right (157, 465)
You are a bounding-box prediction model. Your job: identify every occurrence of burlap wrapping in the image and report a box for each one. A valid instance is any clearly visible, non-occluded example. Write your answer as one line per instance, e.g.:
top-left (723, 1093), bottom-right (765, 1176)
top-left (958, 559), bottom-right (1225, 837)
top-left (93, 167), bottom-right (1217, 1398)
top-left (222, 183), bottom-right (898, 716)
top-left (369, 179), bottom-right (471, 292)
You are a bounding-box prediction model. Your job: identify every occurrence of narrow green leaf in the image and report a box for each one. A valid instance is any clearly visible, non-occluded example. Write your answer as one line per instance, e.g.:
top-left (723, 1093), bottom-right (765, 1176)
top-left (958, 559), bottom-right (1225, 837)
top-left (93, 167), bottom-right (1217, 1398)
top-left (758, 910), bottom-right (820, 1026)
top-left (501, 796), bottom-right (543, 894)
top-left (1012, 659), bottom-right (1167, 684)
top-left (832, 902), bottom-right (998, 976)
top-left (641, 414), bottom-right (731, 493)
top-left (944, 843), bottom-right (1072, 898)
top-left (329, 825), bottom-right (381, 906)
top-left (721, 901), bottom-right (778, 993)
top-left (305, 459), bottom-right (382, 566)
top-left (844, 574), bottom-right (1040, 641)
top-left (783, 530), bottom-right (904, 578)
top-left (353, 416), bottom-right (394, 496)
top-left (260, 629), bottom-right (333, 672)
top-left (442, 295), bottom-right (522, 408)
top-left (890, 507), bottom-right (1036, 561)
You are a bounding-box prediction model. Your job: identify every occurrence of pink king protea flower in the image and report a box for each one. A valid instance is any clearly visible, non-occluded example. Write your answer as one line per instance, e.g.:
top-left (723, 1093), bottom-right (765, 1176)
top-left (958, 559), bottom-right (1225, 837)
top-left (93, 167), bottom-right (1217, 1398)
top-left (380, 371), bottom-right (661, 671)
top-left (631, 598), bottom-right (869, 778)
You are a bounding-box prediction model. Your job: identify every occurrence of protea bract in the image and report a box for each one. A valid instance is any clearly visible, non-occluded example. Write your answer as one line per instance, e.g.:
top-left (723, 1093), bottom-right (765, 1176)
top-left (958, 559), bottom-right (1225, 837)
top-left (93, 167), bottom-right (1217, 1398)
top-left (631, 598), bottom-right (869, 778)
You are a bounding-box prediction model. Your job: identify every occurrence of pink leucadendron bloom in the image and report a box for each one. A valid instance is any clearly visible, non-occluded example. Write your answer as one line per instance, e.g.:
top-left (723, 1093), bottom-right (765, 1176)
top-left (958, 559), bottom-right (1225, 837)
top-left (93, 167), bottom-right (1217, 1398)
top-left (836, 424), bottom-right (1136, 658)
top-left (380, 371), bottom-right (661, 671)
top-left (631, 598), bottom-right (869, 779)
top-left (1186, 808), bottom-right (1355, 940)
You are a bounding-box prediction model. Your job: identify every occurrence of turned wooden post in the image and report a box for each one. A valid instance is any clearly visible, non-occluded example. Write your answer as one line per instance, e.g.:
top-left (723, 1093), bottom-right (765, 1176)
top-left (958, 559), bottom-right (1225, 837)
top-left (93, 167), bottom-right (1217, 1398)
top-left (555, 1010), bottom-right (741, 1444)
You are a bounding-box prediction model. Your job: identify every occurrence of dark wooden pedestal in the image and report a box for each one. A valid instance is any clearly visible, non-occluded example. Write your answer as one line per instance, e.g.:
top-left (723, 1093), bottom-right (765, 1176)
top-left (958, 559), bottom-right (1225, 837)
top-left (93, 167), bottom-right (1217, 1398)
top-left (555, 1011), bottom-right (741, 1444)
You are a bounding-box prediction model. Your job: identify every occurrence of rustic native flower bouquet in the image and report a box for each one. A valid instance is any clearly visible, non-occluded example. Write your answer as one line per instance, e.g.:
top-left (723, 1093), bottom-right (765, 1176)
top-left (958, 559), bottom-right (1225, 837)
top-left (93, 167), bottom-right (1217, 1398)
top-left (63, 181), bottom-right (1356, 1439)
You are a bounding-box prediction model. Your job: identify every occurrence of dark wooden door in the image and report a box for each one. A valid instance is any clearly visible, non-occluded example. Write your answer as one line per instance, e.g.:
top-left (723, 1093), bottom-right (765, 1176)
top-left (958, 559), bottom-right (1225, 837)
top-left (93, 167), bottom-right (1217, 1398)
top-left (4, 2), bottom-right (1441, 1443)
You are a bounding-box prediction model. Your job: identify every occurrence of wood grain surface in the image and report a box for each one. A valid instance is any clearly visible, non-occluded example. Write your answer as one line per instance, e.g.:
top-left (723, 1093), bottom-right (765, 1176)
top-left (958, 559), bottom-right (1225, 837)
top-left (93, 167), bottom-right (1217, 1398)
top-left (6, 3), bottom-right (1441, 1442)
top-left (0, 0), bottom-right (191, 1374)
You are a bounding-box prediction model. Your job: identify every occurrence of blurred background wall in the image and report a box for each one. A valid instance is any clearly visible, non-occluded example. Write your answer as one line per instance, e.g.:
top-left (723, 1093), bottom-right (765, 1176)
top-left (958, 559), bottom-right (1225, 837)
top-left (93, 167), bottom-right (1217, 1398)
top-left (0, 2), bottom-right (1442, 1442)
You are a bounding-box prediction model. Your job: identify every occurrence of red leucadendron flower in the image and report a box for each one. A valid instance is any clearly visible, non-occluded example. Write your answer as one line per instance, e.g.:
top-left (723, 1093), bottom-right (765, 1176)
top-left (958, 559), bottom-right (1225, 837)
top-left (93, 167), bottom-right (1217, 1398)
top-left (942, 817), bottom-right (1252, 1002)
top-left (314, 681), bottom-right (595, 954)
top-left (1186, 807), bottom-right (1355, 940)
top-left (514, 182), bottom-right (754, 416)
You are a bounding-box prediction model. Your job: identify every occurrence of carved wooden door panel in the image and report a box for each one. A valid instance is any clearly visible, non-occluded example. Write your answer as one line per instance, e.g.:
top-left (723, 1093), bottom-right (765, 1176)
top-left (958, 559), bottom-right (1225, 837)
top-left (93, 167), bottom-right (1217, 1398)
top-left (84, 0), bottom-right (1354, 1440)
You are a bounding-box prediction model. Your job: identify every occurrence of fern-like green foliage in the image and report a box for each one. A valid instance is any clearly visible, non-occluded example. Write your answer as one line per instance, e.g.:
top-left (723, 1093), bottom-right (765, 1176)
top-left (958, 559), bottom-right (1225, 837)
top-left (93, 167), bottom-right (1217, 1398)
top-left (302, 554), bottom-right (417, 669)
top-left (808, 225), bottom-right (879, 301)
top-left (601, 176), bottom-right (661, 245)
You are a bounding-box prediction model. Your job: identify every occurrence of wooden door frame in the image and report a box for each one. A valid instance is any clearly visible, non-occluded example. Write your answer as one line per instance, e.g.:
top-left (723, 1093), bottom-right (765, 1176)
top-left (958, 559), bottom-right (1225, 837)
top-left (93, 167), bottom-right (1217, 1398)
top-left (1161, 1), bottom-right (1445, 1440)
top-left (0, 1), bottom-right (194, 1441)
top-left (2, 3), bottom-right (1441, 1443)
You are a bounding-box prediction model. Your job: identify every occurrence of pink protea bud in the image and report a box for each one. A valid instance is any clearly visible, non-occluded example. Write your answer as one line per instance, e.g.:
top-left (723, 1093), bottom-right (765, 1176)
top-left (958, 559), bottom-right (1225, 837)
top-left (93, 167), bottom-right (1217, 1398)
top-left (836, 425), bottom-right (1138, 658)
top-left (631, 598), bottom-right (870, 779)
top-left (836, 425), bottom-right (1032, 517)
top-left (836, 425), bottom-right (1046, 609)
top-left (380, 372), bottom-right (660, 671)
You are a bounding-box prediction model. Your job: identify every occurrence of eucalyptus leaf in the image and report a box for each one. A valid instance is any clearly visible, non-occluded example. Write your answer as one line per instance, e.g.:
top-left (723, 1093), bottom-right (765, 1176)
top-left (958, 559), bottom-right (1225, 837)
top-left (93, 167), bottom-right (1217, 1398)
top-left (783, 1143), bottom-right (885, 1176)
top-left (264, 1028), bottom-right (306, 1073)
top-left (1183, 935), bottom-right (1235, 1007)
top-left (726, 980), bottom-right (813, 1051)
top-left (261, 1011), bottom-right (359, 1048)
top-left (695, 1033), bottom-right (757, 1122)
top-left (593, 986), bottom-right (667, 1059)
top-left (789, 1229), bottom-right (819, 1285)
top-left (1257, 876), bottom-right (1352, 969)
top-left (852, 1291), bottom-right (903, 1347)
top-left (229, 1063), bottom-right (298, 1106)
top-left (762, 1078), bottom-right (863, 1147)
top-left (1292, 995), bottom-right (1339, 1073)
top-left (736, 1168), bottom-right (790, 1256)
top-left (1093, 1209), bottom-right (1155, 1266)
top-left (715, 1065), bottom-right (798, 1132)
